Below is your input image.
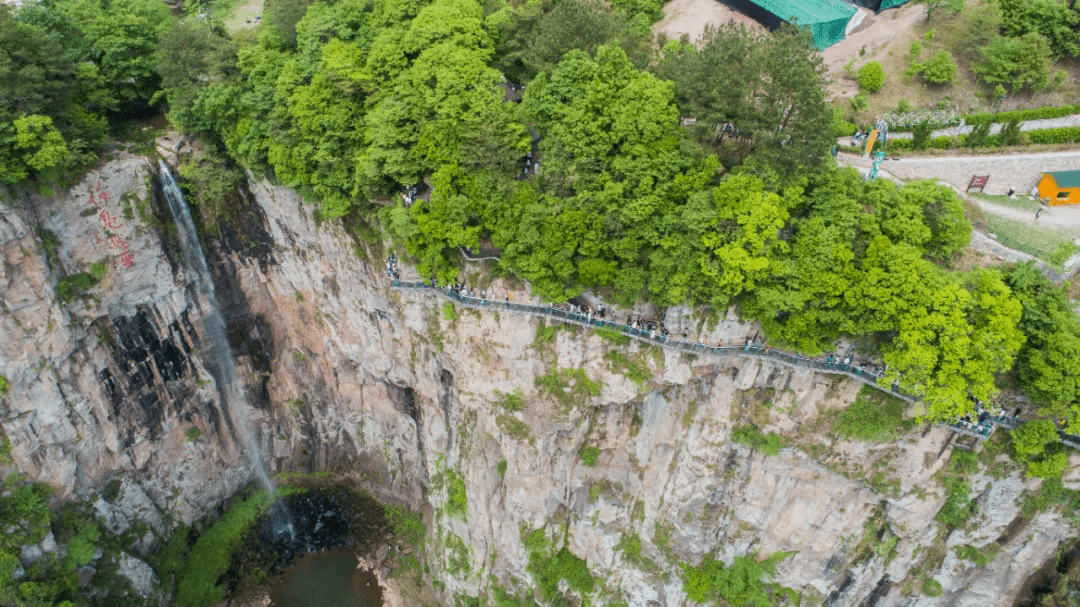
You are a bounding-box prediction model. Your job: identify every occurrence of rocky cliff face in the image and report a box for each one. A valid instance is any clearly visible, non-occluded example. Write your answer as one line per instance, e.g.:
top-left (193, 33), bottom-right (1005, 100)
top-left (0, 150), bottom-right (1076, 606)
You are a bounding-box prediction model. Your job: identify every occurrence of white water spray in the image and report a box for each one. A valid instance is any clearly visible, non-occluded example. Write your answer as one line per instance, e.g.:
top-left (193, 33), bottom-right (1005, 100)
top-left (158, 161), bottom-right (293, 536)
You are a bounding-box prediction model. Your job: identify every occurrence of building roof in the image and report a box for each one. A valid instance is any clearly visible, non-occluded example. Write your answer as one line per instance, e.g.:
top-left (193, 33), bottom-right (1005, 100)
top-left (748, 0), bottom-right (856, 25)
top-left (1047, 170), bottom-right (1080, 188)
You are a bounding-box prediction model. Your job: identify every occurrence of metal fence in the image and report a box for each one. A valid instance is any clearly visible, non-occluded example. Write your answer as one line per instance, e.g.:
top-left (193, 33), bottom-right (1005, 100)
top-left (391, 280), bottom-right (1079, 448)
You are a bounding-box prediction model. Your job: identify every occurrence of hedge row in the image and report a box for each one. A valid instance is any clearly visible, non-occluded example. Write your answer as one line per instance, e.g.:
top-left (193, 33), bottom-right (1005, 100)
top-left (883, 126), bottom-right (1080, 151)
top-left (965, 104), bottom-right (1080, 126)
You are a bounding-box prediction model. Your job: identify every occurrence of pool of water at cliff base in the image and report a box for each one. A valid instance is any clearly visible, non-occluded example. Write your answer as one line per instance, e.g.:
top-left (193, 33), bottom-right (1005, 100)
top-left (268, 547), bottom-right (382, 607)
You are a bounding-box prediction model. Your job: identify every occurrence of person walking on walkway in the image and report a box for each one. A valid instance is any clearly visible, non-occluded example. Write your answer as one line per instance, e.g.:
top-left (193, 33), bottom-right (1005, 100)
top-left (1035, 208), bottom-right (1042, 221)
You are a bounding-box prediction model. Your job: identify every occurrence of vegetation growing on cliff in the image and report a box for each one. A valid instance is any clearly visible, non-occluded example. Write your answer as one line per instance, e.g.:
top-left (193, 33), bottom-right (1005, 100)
top-left (679, 551), bottom-right (796, 607)
top-left (0, 475), bottom-right (145, 607)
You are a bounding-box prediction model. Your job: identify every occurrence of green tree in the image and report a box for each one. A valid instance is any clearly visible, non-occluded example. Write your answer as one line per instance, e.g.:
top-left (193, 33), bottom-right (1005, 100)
top-left (155, 19), bottom-right (238, 131)
top-left (0, 115), bottom-right (71, 184)
top-left (655, 23), bottom-right (832, 177)
top-left (1004, 263), bottom-right (1080, 432)
top-left (958, 2), bottom-right (1002, 56)
top-left (857, 61), bottom-right (885, 92)
top-left (915, 0), bottom-right (965, 21)
top-left (973, 32), bottom-right (1053, 92)
top-left (997, 0), bottom-right (1080, 58)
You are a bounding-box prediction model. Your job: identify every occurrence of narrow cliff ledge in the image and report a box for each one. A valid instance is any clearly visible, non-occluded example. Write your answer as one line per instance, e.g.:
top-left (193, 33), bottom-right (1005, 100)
top-left (1, 152), bottom-right (1077, 606)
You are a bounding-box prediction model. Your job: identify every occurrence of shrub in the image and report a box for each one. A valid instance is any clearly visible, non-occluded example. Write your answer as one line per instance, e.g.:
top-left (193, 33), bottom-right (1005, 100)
top-left (919, 50), bottom-right (958, 85)
top-left (0, 374), bottom-right (8, 396)
top-left (1000, 120), bottom-right (1022, 146)
top-left (90, 261), bottom-right (108, 281)
top-left (496, 460), bottom-right (507, 482)
top-left (965, 104), bottom-right (1080, 125)
top-left (833, 386), bottom-right (910, 442)
top-left (973, 33), bottom-right (1052, 92)
top-left (444, 468), bottom-right (468, 519)
top-left (731, 424), bottom-right (786, 456)
top-left (833, 107), bottom-right (858, 137)
top-left (936, 475), bottom-right (976, 528)
top-left (1027, 126), bottom-right (1080, 144)
top-left (912, 121), bottom-right (934, 149)
top-left (55, 272), bottom-right (98, 303)
top-left (907, 41), bottom-right (922, 61)
top-left (680, 553), bottom-right (794, 605)
top-left (922, 578), bottom-right (943, 597)
top-left (185, 426), bottom-right (202, 442)
top-left (578, 445), bottom-right (600, 466)
top-left (967, 121), bottom-right (991, 148)
top-left (494, 390), bottom-right (524, 411)
top-left (857, 61), bottom-right (885, 92)
top-left (851, 92), bottom-right (869, 112)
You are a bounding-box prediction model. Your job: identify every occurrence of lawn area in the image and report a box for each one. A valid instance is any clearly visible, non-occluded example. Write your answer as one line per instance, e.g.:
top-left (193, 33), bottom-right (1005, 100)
top-left (222, 0), bottom-right (264, 32)
top-left (970, 193), bottom-right (1041, 213)
top-left (983, 214), bottom-right (1078, 263)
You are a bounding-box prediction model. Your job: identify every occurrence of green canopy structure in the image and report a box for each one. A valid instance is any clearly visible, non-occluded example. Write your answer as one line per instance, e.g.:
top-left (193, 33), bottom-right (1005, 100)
top-left (852, 0), bottom-right (911, 10)
top-left (735, 0), bottom-right (858, 49)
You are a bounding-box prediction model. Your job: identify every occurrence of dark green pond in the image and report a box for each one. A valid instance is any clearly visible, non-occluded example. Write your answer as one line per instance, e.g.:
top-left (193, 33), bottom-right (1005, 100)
top-left (268, 548), bottom-right (382, 607)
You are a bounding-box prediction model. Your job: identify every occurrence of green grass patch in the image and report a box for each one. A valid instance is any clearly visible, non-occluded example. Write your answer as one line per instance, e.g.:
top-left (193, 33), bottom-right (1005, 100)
top-left (730, 424), bottom-right (786, 456)
top-left (176, 489), bottom-right (279, 607)
top-left (535, 367), bottom-right (601, 410)
top-left (0, 373), bottom-right (8, 396)
top-left (56, 272), bottom-right (99, 304)
top-left (595, 325), bottom-right (630, 345)
top-left (833, 386), bottom-right (912, 442)
top-left (444, 469), bottom-right (468, 520)
top-left (679, 552), bottom-right (796, 606)
top-left (496, 414), bottom-right (533, 443)
top-left (522, 528), bottom-right (596, 603)
top-left (956, 544), bottom-right (996, 568)
top-left (185, 426), bottom-right (202, 442)
top-left (922, 578), bottom-right (943, 597)
top-left (445, 531), bottom-right (471, 576)
top-left (493, 390), bottom-right (524, 412)
top-left (983, 213), bottom-right (1079, 266)
top-left (603, 349), bottom-right (650, 386)
top-left (970, 193), bottom-right (1041, 212)
top-left (497, 460), bottom-right (507, 482)
top-left (935, 475), bottom-right (976, 528)
top-left (578, 445), bottom-right (600, 467)
top-left (442, 302), bottom-right (459, 322)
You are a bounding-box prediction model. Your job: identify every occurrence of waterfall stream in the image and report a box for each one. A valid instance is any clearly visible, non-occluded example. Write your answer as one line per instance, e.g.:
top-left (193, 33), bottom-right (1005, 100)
top-left (158, 161), bottom-right (291, 533)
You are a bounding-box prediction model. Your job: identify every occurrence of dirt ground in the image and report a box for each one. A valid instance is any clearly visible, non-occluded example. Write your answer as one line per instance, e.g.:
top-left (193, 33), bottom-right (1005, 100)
top-left (820, 3), bottom-right (927, 101)
top-left (653, 0), bottom-right (764, 44)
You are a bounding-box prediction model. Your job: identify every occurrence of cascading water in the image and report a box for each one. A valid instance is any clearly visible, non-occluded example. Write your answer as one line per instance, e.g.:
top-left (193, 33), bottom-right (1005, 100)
top-left (158, 160), bottom-right (294, 538)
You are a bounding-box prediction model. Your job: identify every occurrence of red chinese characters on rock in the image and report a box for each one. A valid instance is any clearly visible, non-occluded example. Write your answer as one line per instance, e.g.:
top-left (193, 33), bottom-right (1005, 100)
top-left (88, 178), bottom-right (136, 270)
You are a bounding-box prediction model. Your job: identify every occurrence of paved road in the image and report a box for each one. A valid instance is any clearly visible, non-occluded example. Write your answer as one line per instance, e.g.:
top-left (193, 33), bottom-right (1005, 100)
top-left (838, 150), bottom-right (1080, 200)
top-left (880, 114), bottom-right (1080, 140)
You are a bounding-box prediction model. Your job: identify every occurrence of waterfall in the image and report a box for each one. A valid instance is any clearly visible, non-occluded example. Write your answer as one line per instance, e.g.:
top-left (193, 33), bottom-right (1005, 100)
top-left (158, 161), bottom-right (288, 528)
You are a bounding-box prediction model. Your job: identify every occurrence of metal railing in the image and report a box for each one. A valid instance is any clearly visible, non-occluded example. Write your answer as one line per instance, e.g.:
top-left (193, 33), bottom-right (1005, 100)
top-left (391, 280), bottom-right (1078, 448)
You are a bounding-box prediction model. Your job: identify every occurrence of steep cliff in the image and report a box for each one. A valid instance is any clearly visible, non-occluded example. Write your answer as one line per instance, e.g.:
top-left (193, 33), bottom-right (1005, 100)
top-left (0, 151), bottom-right (1077, 606)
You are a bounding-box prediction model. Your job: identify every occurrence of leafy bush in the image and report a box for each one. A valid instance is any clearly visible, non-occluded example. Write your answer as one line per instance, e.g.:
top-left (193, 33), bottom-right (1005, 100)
top-left (385, 505), bottom-right (425, 548)
top-left (967, 121), bottom-right (992, 148)
top-left (494, 390), bottom-right (525, 412)
top-left (496, 414), bottom-right (533, 442)
top-left (185, 426), bottom-right (202, 442)
top-left (444, 468), bottom-right (468, 519)
top-left (851, 92), bottom-right (869, 112)
top-left (55, 272), bottom-right (98, 304)
top-left (916, 50), bottom-right (958, 85)
top-left (936, 475), bottom-right (976, 528)
top-left (1027, 126), bottom-right (1080, 144)
top-left (833, 386), bottom-right (910, 442)
top-left (441, 302), bottom-right (458, 321)
top-left (496, 460), bottom-right (507, 482)
top-left (0, 374), bottom-right (8, 396)
top-left (578, 445), bottom-right (600, 466)
top-left (730, 424), bottom-right (786, 456)
top-left (523, 529), bottom-right (596, 603)
top-left (604, 349), bottom-right (649, 385)
top-left (857, 61), bottom-right (885, 92)
top-left (832, 107), bottom-right (857, 137)
top-left (912, 121), bottom-right (934, 149)
top-left (1000, 120), bottom-right (1022, 146)
top-left (680, 552), bottom-right (794, 606)
top-left (956, 544), bottom-right (995, 567)
top-left (535, 368), bottom-right (601, 409)
top-left (973, 33), bottom-right (1053, 92)
top-left (1012, 420), bottom-right (1059, 459)
top-left (595, 325), bottom-right (630, 344)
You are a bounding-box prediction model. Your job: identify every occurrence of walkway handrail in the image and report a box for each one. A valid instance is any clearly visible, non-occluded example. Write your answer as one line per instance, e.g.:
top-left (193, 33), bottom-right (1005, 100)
top-left (391, 280), bottom-right (1077, 449)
